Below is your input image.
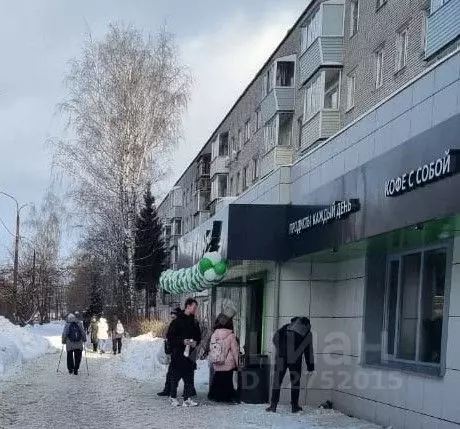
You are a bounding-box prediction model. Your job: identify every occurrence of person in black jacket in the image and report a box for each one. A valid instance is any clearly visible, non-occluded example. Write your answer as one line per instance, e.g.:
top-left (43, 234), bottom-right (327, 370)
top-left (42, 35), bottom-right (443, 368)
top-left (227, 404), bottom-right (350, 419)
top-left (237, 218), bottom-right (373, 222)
top-left (167, 298), bottom-right (202, 407)
top-left (157, 307), bottom-right (182, 397)
top-left (266, 317), bottom-right (314, 414)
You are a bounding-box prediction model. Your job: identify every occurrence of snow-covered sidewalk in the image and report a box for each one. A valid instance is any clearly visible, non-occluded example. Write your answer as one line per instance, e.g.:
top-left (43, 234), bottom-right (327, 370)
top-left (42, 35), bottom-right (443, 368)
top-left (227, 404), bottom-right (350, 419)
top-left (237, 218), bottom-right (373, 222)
top-left (0, 325), bottom-right (382, 429)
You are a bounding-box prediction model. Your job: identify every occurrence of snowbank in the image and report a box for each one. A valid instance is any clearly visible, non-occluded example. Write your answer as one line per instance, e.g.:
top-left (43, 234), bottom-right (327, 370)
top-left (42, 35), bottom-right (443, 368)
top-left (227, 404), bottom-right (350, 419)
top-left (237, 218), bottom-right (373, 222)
top-left (0, 317), bottom-right (61, 377)
top-left (114, 333), bottom-right (209, 386)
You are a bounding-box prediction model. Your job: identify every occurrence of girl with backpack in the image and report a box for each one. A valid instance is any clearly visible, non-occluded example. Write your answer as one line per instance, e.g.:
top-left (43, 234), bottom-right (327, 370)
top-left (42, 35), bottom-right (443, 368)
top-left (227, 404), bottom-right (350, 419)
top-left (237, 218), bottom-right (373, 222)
top-left (61, 313), bottom-right (87, 375)
top-left (207, 314), bottom-right (240, 403)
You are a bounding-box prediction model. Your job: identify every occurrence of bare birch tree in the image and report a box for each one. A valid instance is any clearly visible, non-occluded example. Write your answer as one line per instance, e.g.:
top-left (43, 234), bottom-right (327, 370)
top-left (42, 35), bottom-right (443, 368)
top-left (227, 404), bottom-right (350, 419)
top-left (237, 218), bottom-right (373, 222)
top-left (53, 24), bottom-right (191, 318)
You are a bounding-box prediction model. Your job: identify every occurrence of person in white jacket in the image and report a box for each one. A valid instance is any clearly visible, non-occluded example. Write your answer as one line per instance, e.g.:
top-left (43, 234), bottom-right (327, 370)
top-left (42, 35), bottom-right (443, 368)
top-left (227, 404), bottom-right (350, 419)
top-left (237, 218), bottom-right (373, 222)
top-left (97, 316), bottom-right (109, 354)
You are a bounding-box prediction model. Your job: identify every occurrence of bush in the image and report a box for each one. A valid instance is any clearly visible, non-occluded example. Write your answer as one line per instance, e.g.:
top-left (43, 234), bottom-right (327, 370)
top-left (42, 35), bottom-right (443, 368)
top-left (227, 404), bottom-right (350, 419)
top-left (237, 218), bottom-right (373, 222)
top-left (139, 318), bottom-right (166, 337)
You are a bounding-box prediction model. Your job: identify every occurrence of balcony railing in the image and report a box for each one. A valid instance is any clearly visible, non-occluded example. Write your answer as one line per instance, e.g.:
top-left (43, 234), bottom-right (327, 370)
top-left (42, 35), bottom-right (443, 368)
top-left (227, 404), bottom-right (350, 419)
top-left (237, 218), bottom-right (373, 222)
top-left (299, 36), bottom-right (343, 86)
top-left (300, 109), bottom-right (340, 151)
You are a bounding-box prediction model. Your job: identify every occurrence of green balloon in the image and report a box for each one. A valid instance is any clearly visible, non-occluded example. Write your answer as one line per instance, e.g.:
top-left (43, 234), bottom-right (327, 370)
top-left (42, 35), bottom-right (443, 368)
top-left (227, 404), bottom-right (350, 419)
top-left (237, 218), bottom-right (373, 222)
top-left (214, 261), bottom-right (227, 276)
top-left (199, 258), bottom-right (214, 274)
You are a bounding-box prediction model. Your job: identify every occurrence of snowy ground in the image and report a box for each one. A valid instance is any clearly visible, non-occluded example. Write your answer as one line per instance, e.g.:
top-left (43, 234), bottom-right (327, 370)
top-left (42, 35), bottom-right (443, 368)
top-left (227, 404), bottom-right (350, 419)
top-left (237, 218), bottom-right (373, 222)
top-left (0, 322), bottom-right (382, 429)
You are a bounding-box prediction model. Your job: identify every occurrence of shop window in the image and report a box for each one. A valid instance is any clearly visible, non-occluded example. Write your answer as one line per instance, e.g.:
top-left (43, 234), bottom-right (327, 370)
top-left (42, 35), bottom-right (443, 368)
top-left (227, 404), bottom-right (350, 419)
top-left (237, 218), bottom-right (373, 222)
top-left (364, 244), bottom-right (450, 376)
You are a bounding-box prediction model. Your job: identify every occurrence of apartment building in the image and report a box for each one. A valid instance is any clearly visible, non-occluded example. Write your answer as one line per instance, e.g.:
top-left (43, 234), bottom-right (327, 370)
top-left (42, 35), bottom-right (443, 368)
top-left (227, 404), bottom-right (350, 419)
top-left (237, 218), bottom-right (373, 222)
top-left (157, 1), bottom-right (460, 426)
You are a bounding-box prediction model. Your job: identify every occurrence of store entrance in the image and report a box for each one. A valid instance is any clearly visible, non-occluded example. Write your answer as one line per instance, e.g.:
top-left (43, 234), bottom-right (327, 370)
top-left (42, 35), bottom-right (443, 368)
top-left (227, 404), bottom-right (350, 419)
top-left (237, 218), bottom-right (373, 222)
top-left (212, 276), bottom-right (265, 355)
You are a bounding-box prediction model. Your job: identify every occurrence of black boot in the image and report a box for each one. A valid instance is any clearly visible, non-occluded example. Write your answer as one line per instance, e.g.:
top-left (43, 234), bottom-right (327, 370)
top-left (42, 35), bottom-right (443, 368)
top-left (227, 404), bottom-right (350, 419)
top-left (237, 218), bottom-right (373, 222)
top-left (292, 404), bottom-right (302, 413)
top-left (266, 404), bottom-right (277, 413)
top-left (157, 391), bottom-right (170, 397)
top-left (74, 370), bottom-right (79, 375)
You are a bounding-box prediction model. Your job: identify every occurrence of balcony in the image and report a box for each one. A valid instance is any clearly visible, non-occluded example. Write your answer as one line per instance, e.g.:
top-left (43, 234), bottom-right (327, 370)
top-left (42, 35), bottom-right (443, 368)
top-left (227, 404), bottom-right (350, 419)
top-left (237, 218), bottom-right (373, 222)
top-left (196, 177), bottom-right (211, 192)
top-left (210, 155), bottom-right (229, 178)
top-left (194, 190), bottom-right (210, 214)
top-left (300, 110), bottom-right (340, 151)
top-left (260, 87), bottom-right (295, 124)
top-left (260, 146), bottom-right (294, 179)
top-left (299, 36), bottom-right (343, 86)
top-left (426, 0), bottom-right (460, 58)
top-left (169, 205), bottom-right (183, 220)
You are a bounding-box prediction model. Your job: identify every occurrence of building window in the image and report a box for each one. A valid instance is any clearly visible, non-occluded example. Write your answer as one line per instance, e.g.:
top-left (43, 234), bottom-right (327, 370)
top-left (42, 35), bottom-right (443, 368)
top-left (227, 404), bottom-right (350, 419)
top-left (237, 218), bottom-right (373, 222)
top-left (301, 7), bottom-right (321, 51)
top-left (244, 119), bottom-right (251, 142)
top-left (396, 28), bottom-right (409, 72)
top-left (238, 129), bottom-right (242, 150)
top-left (297, 117), bottom-right (303, 148)
top-left (229, 177), bottom-right (234, 195)
top-left (263, 65), bottom-right (274, 97)
top-left (324, 69), bottom-right (340, 109)
top-left (304, 70), bottom-right (341, 120)
top-left (252, 157), bottom-right (259, 181)
top-left (212, 174), bottom-right (228, 200)
top-left (350, 0), bottom-right (359, 37)
top-left (421, 10), bottom-right (429, 53)
top-left (376, 0), bottom-right (387, 10)
top-left (231, 136), bottom-right (237, 154)
top-left (384, 247), bottom-right (447, 365)
top-left (264, 117), bottom-right (278, 152)
top-left (347, 74), bottom-right (356, 111)
top-left (276, 61), bottom-right (295, 87)
top-left (431, 0), bottom-right (449, 13)
top-left (173, 218), bottom-right (182, 235)
top-left (218, 132), bottom-right (229, 157)
top-left (235, 172), bottom-right (240, 195)
top-left (304, 74), bottom-right (320, 120)
top-left (242, 166), bottom-right (248, 190)
top-left (278, 113), bottom-right (293, 146)
top-left (164, 225), bottom-right (171, 239)
top-left (256, 109), bottom-right (262, 131)
top-left (375, 47), bottom-right (384, 88)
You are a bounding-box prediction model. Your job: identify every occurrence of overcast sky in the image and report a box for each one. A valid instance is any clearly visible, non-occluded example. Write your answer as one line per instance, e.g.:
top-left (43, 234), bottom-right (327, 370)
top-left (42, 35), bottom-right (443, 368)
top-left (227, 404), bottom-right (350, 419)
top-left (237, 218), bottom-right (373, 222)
top-left (0, 0), bottom-right (307, 262)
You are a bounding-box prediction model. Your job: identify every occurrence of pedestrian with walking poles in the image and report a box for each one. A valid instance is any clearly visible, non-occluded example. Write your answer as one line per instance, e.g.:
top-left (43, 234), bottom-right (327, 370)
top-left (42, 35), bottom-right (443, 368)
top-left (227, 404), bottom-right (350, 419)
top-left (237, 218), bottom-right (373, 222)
top-left (60, 313), bottom-right (87, 375)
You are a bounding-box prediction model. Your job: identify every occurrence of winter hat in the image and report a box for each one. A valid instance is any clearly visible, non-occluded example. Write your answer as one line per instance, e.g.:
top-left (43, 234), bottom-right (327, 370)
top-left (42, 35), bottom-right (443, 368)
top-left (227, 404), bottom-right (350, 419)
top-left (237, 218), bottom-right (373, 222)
top-left (222, 299), bottom-right (237, 319)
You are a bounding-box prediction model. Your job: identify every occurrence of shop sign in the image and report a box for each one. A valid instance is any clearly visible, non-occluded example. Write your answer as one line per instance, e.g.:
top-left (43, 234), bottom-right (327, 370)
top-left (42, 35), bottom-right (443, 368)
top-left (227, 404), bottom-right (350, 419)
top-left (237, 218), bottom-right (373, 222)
top-left (289, 199), bottom-right (360, 236)
top-left (384, 150), bottom-right (459, 197)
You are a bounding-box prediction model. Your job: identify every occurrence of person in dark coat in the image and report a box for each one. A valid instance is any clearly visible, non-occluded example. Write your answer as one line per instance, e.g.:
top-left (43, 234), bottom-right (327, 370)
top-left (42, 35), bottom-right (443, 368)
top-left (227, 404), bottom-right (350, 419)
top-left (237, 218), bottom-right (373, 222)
top-left (89, 316), bottom-right (98, 352)
top-left (266, 317), bottom-right (314, 414)
top-left (61, 313), bottom-right (87, 375)
top-left (157, 307), bottom-right (182, 396)
top-left (167, 298), bottom-right (201, 407)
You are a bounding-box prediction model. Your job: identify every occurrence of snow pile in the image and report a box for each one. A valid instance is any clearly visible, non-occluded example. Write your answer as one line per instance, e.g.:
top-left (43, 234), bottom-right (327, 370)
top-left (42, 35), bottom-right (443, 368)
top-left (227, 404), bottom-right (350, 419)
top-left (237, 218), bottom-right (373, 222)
top-left (0, 317), bottom-right (61, 377)
top-left (31, 321), bottom-right (65, 350)
top-left (115, 333), bottom-right (209, 385)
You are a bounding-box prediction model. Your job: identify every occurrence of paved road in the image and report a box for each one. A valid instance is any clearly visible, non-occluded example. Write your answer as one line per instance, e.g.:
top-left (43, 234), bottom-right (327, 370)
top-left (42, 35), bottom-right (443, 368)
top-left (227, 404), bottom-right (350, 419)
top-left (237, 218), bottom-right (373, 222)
top-left (0, 350), bottom-right (380, 429)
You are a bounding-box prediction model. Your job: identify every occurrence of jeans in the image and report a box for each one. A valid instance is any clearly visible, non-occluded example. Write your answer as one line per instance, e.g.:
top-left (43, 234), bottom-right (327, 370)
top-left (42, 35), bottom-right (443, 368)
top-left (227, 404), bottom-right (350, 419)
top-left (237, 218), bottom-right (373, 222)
top-left (98, 339), bottom-right (107, 352)
top-left (67, 350), bottom-right (83, 372)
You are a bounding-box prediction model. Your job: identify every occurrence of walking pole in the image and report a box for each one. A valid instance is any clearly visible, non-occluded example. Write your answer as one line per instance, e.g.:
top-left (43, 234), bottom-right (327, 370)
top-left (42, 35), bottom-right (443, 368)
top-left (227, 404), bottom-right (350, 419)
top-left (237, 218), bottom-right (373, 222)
top-left (57, 345), bottom-right (64, 373)
top-left (84, 345), bottom-right (89, 376)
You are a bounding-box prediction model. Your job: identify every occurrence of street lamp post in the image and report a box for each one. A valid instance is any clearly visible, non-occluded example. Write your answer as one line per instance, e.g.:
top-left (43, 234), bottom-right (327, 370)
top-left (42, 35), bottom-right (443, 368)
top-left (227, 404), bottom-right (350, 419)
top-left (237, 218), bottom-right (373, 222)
top-left (0, 191), bottom-right (30, 321)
